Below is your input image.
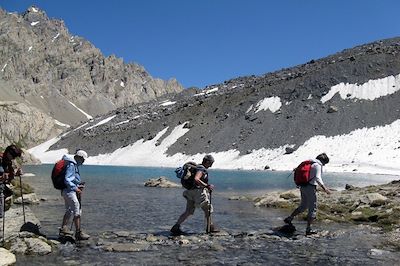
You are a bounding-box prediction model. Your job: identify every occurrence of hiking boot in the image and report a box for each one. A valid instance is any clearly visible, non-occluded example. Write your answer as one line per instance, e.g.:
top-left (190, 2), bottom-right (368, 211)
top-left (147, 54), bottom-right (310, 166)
top-left (284, 216), bottom-right (293, 224)
top-left (170, 224), bottom-right (184, 236)
top-left (75, 230), bottom-right (90, 240)
top-left (209, 224), bottom-right (220, 233)
top-left (305, 228), bottom-right (318, 236)
top-left (59, 226), bottom-right (73, 236)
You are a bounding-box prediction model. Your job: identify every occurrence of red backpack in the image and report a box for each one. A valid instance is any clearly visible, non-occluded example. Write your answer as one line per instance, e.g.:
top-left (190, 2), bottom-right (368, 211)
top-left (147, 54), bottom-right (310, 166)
top-left (293, 160), bottom-right (313, 186)
top-left (51, 159), bottom-right (68, 190)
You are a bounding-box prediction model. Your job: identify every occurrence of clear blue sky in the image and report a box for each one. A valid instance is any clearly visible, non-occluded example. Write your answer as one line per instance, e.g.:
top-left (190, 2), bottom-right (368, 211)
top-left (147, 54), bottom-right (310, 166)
top-left (2, 0), bottom-right (400, 88)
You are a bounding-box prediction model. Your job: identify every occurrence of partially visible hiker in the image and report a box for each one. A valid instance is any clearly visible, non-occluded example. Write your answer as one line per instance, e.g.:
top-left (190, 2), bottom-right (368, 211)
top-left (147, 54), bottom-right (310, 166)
top-left (0, 144), bottom-right (23, 217)
top-left (1, 144), bottom-right (23, 182)
top-left (58, 149), bottom-right (90, 240)
top-left (284, 153), bottom-right (331, 235)
top-left (171, 155), bottom-right (218, 235)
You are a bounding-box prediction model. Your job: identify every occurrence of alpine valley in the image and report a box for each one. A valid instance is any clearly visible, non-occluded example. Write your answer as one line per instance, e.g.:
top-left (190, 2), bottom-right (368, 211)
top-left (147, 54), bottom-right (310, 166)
top-left (2, 7), bottom-right (400, 173)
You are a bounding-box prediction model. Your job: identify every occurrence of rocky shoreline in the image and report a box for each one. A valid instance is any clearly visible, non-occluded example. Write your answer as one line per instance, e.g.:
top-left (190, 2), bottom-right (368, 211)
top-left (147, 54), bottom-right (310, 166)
top-left (231, 179), bottom-right (400, 251)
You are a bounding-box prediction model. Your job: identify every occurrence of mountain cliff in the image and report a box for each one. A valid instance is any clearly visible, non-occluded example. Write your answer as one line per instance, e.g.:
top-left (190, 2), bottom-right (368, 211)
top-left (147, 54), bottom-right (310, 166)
top-left (0, 6), bottom-right (183, 147)
top-left (36, 37), bottom-right (400, 173)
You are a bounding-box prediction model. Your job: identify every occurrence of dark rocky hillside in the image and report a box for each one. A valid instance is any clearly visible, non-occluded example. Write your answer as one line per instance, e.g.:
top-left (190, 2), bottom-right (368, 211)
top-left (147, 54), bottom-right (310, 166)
top-left (50, 37), bottom-right (400, 159)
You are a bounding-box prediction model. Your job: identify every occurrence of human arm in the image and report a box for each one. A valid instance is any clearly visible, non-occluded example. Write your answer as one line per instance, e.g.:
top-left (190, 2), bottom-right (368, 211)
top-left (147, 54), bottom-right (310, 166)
top-left (314, 164), bottom-right (331, 194)
top-left (64, 163), bottom-right (79, 192)
top-left (194, 171), bottom-right (214, 191)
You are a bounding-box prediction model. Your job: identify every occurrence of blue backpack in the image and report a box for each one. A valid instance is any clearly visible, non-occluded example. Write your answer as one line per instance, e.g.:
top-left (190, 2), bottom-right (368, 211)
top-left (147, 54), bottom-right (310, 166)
top-left (175, 162), bottom-right (197, 189)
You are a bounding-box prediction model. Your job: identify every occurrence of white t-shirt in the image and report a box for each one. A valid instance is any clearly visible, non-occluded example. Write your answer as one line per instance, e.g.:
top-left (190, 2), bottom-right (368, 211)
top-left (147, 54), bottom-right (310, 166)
top-left (308, 159), bottom-right (324, 186)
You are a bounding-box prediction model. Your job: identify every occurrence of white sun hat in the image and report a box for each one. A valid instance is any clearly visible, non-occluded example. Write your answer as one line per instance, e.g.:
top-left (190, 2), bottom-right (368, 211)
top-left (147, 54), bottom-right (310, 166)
top-left (75, 149), bottom-right (88, 159)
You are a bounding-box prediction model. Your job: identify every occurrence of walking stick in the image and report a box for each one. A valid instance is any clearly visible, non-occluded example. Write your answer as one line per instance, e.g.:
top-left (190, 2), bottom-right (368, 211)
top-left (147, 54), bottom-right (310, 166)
top-left (206, 190), bottom-right (212, 233)
top-left (18, 174), bottom-right (26, 224)
top-left (1, 183), bottom-right (5, 247)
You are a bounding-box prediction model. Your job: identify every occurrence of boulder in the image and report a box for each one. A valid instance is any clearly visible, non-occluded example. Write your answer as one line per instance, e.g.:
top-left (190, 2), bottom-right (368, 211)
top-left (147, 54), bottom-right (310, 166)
top-left (0, 248), bottom-right (16, 266)
top-left (14, 193), bottom-right (40, 205)
top-left (7, 232), bottom-right (52, 255)
top-left (361, 193), bottom-right (388, 207)
top-left (144, 177), bottom-right (180, 188)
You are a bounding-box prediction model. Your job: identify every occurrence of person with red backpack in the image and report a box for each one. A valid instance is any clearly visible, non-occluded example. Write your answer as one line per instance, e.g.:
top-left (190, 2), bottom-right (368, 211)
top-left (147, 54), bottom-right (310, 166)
top-left (1, 144), bottom-right (23, 246)
top-left (1, 144), bottom-right (23, 217)
top-left (58, 149), bottom-right (90, 240)
top-left (284, 153), bottom-right (331, 235)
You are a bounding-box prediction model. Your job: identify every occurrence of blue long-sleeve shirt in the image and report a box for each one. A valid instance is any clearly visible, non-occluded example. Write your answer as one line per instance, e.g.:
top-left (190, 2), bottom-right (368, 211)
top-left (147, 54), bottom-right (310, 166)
top-left (62, 155), bottom-right (81, 192)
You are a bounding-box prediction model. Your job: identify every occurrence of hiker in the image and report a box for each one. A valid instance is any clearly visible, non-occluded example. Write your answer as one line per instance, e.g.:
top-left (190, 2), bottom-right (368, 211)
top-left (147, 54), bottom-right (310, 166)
top-left (284, 153), bottom-right (331, 235)
top-left (59, 149), bottom-right (90, 240)
top-left (1, 144), bottom-right (23, 182)
top-left (0, 144), bottom-right (23, 217)
top-left (171, 155), bottom-right (218, 235)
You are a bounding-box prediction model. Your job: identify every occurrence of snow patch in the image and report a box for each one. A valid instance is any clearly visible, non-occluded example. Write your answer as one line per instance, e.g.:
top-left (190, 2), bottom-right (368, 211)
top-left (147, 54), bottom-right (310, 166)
top-left (86, 115), bottom-right (117, 130)
top-left (246, 104), bottom-right (253, 113)
top-left (28, 46), bottom-right (33, 52)
top-left (120, 81), bottom-right (125, 87)
top-left (31, 7), bottom-right (39, 12)
top-left (85, 124), bottom-right (191, 166)
top-left (321, 74), bottom-right (400, 103)
top-left (54, 119), bottom-right (70, 128)
top-left (160, 101), bottom-right (176, 106)
top-left (1, 63), bottom-right (7, 72)
top-left (68, 101), bottom-right (93, 119)
top-left (52, 33), bottom-right (60, 42)
top-left (30, 21), bottom-right (39, 26)
top-left (116, 120), bottom-right (130, 126)
top-left (28, 137), bottom-right (68, 163)
top-left (255, 97), bottom-right (282, 113)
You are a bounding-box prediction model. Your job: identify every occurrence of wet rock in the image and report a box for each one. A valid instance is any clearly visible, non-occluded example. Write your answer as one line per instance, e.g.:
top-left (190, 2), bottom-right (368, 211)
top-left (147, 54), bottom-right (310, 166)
top-left (24, 237), bottom-right (52, 255)
top-left (144, 176), bottom-right (180, 188)
top-left (0, 248), bottom-right (16, 266)
top-left (327, 105), bottom-right (338, 113)
top-left (7, 232), bottom-right (52, 255)
top-left (345, 184), bottom-right (356, 190)
top-left (14, 193), bottom-right (40, 205)
top-left (113, 231), bottom-right (131, 237)
top-left (178, 239), bottom-right (190, 245)
top-left (361, 193), bottom-right (388, 206)
top-left (285, 147), bottom-right (295, 154)
top-left (368, 248), bottom-right (393, 257)
top-left (102, 242), bottom-right (150, 252)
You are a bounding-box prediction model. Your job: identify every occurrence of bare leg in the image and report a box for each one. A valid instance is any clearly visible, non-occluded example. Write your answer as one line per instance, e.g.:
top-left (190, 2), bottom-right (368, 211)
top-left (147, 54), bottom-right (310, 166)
top-left (176, 210), bottom-right (191, 225)
top-left (61, 212), bottom-right (71, 228)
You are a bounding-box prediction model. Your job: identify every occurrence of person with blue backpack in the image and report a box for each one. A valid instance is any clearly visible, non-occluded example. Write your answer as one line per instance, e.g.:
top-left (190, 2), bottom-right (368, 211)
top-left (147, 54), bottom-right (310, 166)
top-left (58, 149), bottom-right (90, 240)
top-left (284, 153), bottom-right (331, 235)
top-left (171, 155), bottom-right (219, 235)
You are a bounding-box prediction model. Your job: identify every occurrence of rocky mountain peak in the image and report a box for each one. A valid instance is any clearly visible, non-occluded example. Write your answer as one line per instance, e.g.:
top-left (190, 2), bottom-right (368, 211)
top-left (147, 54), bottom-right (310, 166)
top-left (0, 6), bottom-right (183, 148)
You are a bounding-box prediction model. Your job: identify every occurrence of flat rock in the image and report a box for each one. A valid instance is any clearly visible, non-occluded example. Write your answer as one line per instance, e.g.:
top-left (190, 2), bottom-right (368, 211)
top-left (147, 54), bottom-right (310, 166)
top-left (0, 248), bottom-right (16, 266)
top-left (14, 193), bottom-right (40, 205)
top-left (144, 176), bottom-right (180, 188)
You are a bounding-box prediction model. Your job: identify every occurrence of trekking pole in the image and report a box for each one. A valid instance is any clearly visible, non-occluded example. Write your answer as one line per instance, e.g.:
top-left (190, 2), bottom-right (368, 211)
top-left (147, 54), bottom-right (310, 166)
top-left (1, 183), bottom-right (5, 247)
top-left (206, 190), bottom-right (212, 233)
top-left (18, 174), bottom-right (26, 224)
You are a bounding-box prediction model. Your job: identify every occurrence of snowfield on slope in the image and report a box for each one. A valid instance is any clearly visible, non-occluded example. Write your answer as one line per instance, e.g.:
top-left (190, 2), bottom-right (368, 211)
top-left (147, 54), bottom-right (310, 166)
top-left (29, 119), bottom-right (400, 176)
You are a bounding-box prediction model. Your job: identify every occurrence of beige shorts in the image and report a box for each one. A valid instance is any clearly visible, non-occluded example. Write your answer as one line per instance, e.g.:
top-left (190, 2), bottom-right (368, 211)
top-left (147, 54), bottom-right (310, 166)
top-left (183, 188), bottom-right (213, 215)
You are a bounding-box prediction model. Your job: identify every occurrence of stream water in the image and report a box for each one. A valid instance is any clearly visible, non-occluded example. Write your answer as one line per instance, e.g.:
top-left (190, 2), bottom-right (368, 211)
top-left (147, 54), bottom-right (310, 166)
top-left (14, 165), bottom-right (400, 265)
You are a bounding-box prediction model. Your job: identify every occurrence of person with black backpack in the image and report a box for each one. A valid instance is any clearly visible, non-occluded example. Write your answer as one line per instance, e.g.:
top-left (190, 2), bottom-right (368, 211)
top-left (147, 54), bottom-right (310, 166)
top-left (58, 149), bottom-right (90, 240)
top-left (284, 153), bottom-right (331, 235)
top-left (171, 155), bottom-right (219, 235)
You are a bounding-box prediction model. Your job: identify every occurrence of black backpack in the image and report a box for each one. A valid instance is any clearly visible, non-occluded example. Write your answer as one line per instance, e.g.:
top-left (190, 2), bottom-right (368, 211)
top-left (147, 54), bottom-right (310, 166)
top-left (175, 162), bottom-right (198, 189)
